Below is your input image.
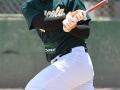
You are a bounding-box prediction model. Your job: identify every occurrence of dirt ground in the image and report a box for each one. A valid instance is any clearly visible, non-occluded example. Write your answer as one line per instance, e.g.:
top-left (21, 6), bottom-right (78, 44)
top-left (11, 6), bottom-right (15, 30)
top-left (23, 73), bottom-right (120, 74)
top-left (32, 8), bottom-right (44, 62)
top-left (0, 88), bottom-right (120, 90)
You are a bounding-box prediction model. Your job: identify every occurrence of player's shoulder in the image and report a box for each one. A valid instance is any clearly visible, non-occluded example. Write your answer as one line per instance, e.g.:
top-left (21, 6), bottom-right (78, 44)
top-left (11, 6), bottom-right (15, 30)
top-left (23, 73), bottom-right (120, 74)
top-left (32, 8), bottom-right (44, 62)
top-left (22, 0), bottom-right (36, 6)
top-left (66, 0), bottom-right (84, 4)
top-left (74, 0), bottom-right (84, 3)
top-left (21, 0), bottom-right (37, 9)
top-left (25, 0), bottom-right (36, 3)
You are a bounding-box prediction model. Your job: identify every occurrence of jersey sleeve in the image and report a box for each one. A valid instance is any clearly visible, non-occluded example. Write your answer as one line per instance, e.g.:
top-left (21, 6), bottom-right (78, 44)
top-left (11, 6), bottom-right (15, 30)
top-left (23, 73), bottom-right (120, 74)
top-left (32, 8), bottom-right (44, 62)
top-left (21, 2), bottom-right (41, 30)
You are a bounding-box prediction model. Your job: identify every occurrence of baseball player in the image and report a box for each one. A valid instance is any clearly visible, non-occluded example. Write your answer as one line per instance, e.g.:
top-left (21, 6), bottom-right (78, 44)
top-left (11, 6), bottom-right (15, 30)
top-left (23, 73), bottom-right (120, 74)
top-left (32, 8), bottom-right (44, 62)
top-left (21, 0), bottom-right (94, 90)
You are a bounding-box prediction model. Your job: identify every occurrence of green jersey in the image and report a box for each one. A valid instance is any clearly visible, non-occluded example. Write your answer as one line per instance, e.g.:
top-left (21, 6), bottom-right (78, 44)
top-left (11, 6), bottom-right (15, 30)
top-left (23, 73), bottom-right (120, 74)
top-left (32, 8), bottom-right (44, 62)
top-left (21, 0), bottom-right (91, 62)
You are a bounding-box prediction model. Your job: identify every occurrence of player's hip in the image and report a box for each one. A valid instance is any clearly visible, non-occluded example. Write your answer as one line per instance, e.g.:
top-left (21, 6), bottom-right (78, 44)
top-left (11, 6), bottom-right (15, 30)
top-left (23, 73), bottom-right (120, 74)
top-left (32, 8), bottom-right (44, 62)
top-left (50, 46), bottom-right (94, 88)
top-left (51, 46), bottom-right (94, 78)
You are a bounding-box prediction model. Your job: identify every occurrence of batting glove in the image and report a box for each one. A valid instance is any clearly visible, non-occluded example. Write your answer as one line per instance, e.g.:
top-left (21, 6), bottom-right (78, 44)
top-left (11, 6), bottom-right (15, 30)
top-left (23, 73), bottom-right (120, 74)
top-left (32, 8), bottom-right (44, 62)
top-left (72, 10), bottom-right (87, 22)
top-left (62, 12), bottom-right (77, 32)
top-left (62, 10), bottom-right (87, 32)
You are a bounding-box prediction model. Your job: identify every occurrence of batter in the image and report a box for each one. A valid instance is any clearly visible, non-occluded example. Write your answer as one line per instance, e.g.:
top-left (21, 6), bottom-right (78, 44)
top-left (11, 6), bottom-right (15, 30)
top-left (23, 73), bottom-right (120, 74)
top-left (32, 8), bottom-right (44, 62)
top-left (21, 0), bottom-right (94, 89)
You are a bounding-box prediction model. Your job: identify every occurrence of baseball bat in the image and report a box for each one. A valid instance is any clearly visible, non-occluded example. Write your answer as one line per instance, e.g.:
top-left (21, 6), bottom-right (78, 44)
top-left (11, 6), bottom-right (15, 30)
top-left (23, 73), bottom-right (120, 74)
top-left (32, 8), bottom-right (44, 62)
top-left (85, 0), bottom-right (112, 14)
top-left (72, 0), bottom-right (111, 18)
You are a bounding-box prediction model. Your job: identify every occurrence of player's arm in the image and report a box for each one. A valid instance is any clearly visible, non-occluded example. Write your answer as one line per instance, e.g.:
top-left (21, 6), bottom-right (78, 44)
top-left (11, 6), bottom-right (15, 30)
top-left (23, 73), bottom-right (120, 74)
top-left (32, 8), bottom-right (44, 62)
top-left (69, 21), bottom-right (90, 39)
top-left (32, 14), bottom-right (66, 30)
top-left (21, 2), bottom-right (65, 30)
top-left (63, 10), bottom-right (90, 39)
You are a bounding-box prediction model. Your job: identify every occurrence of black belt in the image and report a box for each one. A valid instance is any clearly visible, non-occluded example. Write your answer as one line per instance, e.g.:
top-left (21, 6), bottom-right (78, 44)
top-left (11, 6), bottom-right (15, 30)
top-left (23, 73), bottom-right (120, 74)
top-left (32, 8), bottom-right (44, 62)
top-left (51, 49), bottom-right (72, 63)
top-left (51, 47), bottom-right (86, 63)
top-left (59, 47), bottom-right (87, 57)
top-left (59, 49), bottom-right (72, 57)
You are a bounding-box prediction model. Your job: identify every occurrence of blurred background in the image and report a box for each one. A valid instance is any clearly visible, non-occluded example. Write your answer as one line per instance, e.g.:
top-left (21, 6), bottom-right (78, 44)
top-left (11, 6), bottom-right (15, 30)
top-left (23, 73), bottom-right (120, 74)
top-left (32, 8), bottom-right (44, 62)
top-left (0, 0), bottom-right (120, 89)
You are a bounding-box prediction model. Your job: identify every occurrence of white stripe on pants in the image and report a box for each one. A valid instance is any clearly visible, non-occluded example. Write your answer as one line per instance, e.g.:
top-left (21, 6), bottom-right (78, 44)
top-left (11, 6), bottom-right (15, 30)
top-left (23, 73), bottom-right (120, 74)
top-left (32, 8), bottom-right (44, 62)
top-left (25, 46), bottom-right (94, 90)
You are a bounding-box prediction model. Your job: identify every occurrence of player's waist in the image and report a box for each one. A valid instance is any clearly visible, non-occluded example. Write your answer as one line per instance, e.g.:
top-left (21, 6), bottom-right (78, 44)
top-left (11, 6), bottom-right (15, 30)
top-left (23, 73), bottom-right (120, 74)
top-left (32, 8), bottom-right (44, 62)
top-left (51, 46), bottom-right (86, 63)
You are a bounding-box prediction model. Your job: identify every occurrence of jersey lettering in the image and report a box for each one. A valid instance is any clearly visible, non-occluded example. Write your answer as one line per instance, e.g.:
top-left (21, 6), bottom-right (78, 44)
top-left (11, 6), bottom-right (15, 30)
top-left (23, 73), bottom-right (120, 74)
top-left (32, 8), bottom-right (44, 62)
top-left (44, 6), bottom-right (65, 17)
top-left (45, 42), bottom-right (58, 55)
top-left (41, 6), bottom-right (65, 32)
top-left (45, 48), bottom-right (56, 54)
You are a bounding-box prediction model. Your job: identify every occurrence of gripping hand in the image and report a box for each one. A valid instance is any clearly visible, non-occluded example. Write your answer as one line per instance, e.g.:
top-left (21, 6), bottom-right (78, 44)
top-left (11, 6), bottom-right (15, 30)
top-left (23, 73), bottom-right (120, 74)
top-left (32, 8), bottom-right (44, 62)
top-left (62, 12), bottom-right (77, 32)
top-left (72, 10), bottom-right (87, 22)
top-left (62, 10), bottom-right (87, 32)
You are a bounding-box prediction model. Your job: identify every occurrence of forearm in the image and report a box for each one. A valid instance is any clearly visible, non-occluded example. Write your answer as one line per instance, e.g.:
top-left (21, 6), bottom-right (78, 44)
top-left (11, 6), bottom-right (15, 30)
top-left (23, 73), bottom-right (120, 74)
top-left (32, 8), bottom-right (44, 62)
top-left (32, 14), bottom-right (65, 30)
top-left (69, 24), bottom-right (90, 39)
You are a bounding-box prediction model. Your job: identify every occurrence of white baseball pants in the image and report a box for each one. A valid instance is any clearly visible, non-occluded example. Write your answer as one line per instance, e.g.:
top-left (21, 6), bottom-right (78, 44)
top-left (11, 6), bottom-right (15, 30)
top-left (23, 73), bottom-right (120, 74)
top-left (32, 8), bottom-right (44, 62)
top-left (25, 46), bottom-right (94, 90)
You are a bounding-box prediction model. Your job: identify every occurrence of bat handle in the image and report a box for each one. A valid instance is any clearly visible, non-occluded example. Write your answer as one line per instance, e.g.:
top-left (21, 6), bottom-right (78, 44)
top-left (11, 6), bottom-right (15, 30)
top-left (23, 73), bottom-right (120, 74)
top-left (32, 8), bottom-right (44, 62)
top-left (85, 0), bottom-right (108, 14)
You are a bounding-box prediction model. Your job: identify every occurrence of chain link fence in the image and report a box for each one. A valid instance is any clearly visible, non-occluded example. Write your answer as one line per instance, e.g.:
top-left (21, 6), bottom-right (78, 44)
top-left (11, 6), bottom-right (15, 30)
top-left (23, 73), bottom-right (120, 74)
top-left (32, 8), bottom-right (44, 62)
top-left (0, 0), bottom-right (25, 14)
top-left (85, 0), bottom-right (120, 20)
top-left (0, 0), bottom-right (120, 19)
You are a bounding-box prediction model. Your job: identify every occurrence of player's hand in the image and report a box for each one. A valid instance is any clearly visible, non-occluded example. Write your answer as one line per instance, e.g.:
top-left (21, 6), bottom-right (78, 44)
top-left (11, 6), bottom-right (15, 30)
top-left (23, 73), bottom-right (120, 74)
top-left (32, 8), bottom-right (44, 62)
top-left (72, 10), bottom-right (87, 22)
top-left (62, 10), bottom-right (87, 32)
top-left (62, 14), bottom-right (77, 32)
top-left (66, 12), bottom-right (72, 19)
